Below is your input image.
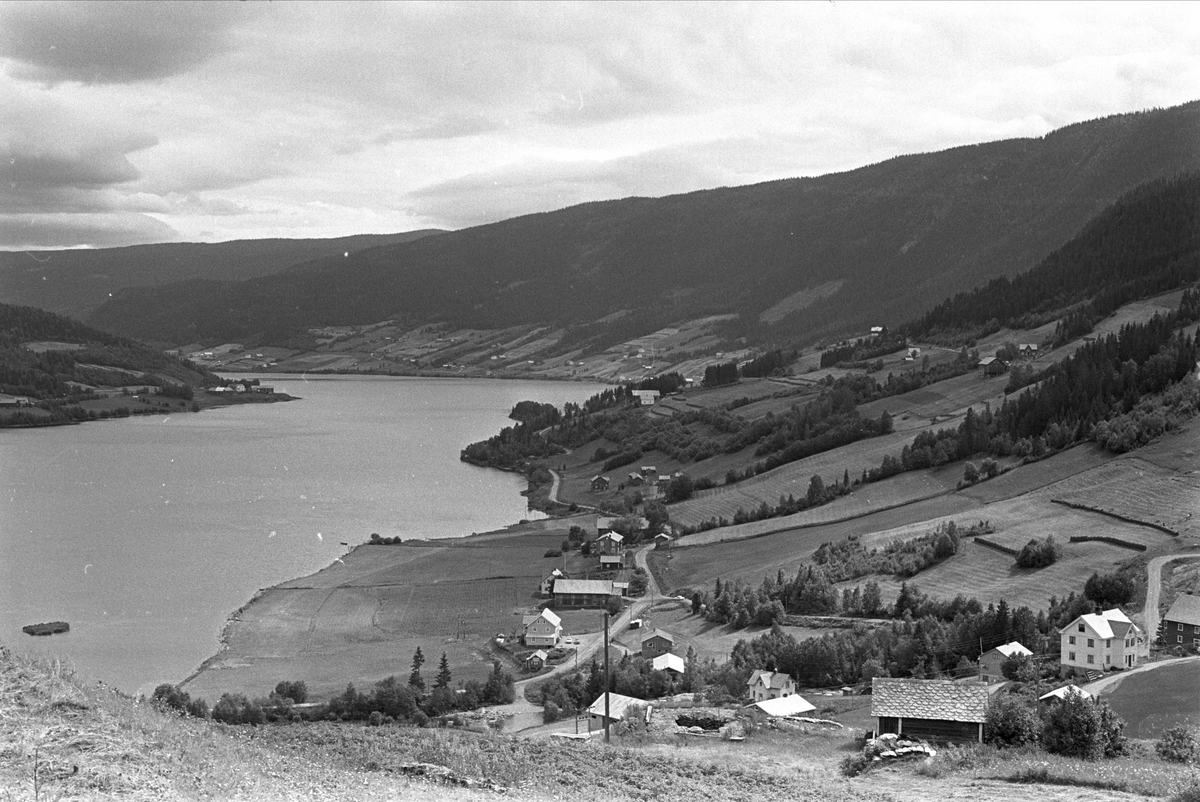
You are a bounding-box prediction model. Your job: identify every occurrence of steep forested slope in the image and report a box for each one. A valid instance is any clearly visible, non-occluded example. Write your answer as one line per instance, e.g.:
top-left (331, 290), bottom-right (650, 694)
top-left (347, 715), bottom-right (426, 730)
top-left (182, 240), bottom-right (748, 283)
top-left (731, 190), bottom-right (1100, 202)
top-left (89, 102), bottom-right (1200, 349)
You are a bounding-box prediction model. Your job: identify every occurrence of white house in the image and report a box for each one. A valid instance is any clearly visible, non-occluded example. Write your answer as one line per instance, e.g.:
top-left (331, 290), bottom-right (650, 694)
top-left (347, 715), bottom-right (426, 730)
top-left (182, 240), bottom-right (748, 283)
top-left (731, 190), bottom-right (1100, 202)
top-left (633, 390), bottom-right (660, 406)
top-left (539, 568), bottom-right (565, 597)
top-left (522, 608), bottom-right (563, 647)
top-left (747, 670), bottom-right (797, 702)
top-left (1059, 608), bottom-right (1144, 676)
top-left (979, 641), bottom-right (1032, 683)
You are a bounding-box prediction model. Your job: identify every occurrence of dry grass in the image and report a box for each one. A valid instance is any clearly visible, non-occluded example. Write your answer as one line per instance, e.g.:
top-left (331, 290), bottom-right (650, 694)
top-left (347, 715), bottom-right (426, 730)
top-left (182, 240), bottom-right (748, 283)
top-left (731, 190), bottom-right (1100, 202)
top-left (1049, 458), bottom-right (1200, 538)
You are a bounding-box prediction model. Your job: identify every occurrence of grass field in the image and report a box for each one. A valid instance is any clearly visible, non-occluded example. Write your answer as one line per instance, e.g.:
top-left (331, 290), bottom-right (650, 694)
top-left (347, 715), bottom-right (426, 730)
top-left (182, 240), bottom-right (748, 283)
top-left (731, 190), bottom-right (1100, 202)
top-left (671, 425), bottom-right (947, 528)
top-left (1048, 457), bottom-right (1200, 538)
top-left (182, 527), bottom-right (587, 703)
top-left (1103, 659), bottom-right (1200, 738)
top-left (857, 371), bottom-right (1009, 424)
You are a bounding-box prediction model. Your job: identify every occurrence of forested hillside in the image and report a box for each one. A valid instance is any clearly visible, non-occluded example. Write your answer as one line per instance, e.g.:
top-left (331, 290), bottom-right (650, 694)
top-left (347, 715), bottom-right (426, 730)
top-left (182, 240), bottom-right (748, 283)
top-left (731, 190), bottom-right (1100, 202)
top-left (0, 230), bottom-right (441, 318)
top-left (0, 303), bottom-right (219, 412)
top-left (88, 102), bottom-right (1200, 351)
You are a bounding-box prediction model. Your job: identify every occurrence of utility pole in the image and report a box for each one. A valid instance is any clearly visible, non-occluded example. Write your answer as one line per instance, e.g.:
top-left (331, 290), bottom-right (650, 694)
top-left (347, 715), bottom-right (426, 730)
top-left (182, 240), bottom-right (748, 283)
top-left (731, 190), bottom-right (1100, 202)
top-left (604, 611), bottom-right (611, 744)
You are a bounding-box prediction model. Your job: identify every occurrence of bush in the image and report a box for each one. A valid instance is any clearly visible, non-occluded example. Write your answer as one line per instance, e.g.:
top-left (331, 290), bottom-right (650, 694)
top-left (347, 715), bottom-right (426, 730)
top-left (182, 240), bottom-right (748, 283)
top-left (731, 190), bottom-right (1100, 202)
top-left (1042, 693), bottom-right (1126, 759)
top-left (274, 680), bottom-right (308, 704)
top-left (1157, 725), bottom-right (1199, 764)
top-left (985, 693), bottom-right (1041, 746)
top-left (1016, 536), bottom-right (1061, 568)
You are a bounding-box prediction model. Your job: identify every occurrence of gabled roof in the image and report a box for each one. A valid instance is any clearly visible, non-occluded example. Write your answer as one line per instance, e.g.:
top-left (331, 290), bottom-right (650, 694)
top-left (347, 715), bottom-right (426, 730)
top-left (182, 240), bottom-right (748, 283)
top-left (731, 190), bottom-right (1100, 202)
top-left (642, 630), bottom-right (674, 644)
top-left (1040, 684), bottom-right (1093, 702)
top-left (522, 608), bottom-right (562, 628)
top-left (871, 678), bottom-right (989, 723)
top-left (553, 579), bottom-right (614, 596)
top-left (530, 650), bottom-right (549, 661)
top-left (989, 641), bottom-right (1032, 659)
top-left (752, 694), bottom-right (816, 717)
top-left (1069, 608), bottom-right (1140, 640)
top-left (652, 653), bottom-right (686, 673)
top-left (598, 532), bottom-right (625, 543)
top-left (587, 693), bottom-right (646, 720)
top-left (747, 670), bottom-right (794, 690)
top-left (1164, 594), bottom-right (1200, 628)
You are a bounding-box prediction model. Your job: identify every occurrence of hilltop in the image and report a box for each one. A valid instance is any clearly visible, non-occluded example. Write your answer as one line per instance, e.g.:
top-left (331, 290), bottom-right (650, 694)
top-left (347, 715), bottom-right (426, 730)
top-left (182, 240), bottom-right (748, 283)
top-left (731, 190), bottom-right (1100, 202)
top-left (86, 101), bottom-right (1200, 357)
top-left (0, 230), bottom-right (442, 319)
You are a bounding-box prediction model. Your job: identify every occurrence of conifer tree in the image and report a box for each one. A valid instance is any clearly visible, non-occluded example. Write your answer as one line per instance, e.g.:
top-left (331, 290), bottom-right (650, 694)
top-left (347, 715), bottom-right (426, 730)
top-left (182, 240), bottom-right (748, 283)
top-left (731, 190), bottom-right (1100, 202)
top-left (409, 646), bottom-right (426, 692)
top-left (435, 652), bottom-right (452, 689)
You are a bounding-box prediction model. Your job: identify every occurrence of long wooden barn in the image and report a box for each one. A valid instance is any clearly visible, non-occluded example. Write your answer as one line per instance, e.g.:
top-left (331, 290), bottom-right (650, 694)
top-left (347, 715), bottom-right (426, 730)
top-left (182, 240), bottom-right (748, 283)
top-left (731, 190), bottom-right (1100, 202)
top-left (871, 677), bottom-right (988, 743)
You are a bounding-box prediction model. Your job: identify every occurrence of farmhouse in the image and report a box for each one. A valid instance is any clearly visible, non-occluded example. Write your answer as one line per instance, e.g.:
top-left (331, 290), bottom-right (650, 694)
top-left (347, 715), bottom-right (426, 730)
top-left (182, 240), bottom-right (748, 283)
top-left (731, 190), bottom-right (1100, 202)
top-left (871, 677), bottom-right (988, 743)
top-left (526, 650), bottom-right (548, 671)
top-left (587, 693), bottom-right (648, 730)
top-left (1019, 343), bottom-right (1039, 359)
top-left (552, 579), bottom-right (617, 609)
top-left (590, 475), bottom-right (610, 492)
top-left (651, 653), bottom-right (685, 674)
top-left (979, 641), bottom-right (1032, 683)
top-left (639, 466), bottom-right (658, 483)
top-left (747, 670), bottom-right (797, 702)
top-left (654, 533), bottom-right (672, 549)
top-left (1059, 608), bottom-right (1144, 676)
top-left (522, 609), bottom-right (562, 647)
top-left (632, 390), bottom-right (660, 406)
top-left (641, 630), bottom-right (675, 659)
top-left (539, 568), bottom-right (565, 597)
top-left (1162, 593), bottom-right (1200, 648)
top-left (626, 472), bottom-right (645, 486)
top-left (596, 532), bottom-right (624, 555)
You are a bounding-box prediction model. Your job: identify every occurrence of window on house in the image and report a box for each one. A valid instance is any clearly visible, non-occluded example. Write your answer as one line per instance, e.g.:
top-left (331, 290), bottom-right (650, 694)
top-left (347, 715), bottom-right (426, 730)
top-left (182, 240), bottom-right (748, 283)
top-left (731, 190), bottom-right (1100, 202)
top-left (1068, 652), bottom-right (1076, 661)
top-left (1078, 624), bottom-right (1085, 632)
top-left (1106, 655), bottom-right (1111, 664)
top-left (1179, 623), bottom-right (1185, 631)
top-left (1194, 626), bottom-right (1199, 635)
top-left (1087, 655), bottom-right (1094, 664)
top-left (1179, 636), bottom-right (1184, 644)
top-left (1194, 639), bottom-right (1200, 648)
top-left (1106, 639), bottom-right (1111, 648)
top-left (1069, 635), bottom-right (1076, 645)
top-left (1087, 639), bottom-right (1094, 648)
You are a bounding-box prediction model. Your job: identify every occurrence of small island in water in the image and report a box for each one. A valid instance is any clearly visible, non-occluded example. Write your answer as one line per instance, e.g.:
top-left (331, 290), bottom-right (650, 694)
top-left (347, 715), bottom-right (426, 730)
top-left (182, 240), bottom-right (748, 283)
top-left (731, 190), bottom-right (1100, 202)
top-left (22, 621), bottom-right (70, 636)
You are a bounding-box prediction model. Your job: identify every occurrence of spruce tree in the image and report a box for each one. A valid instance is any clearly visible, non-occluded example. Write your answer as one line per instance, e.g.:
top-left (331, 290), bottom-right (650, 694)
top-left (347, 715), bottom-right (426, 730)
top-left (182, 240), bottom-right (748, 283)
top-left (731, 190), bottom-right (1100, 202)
top-left (409, 646), bottom-right (426, 692)
top-left (435, 652), bottom-right (452, 689)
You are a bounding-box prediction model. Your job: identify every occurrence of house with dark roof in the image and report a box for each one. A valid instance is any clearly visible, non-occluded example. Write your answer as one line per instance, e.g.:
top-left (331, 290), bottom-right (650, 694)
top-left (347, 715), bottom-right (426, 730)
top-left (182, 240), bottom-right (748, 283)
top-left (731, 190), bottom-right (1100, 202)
top-left (747, 670), bottom-right (797, 702)
top-left (871, 677), bottom-right (989, 743)
top-left (590, 475), bottom-right (610, 492)
top-left (1162, 593), bottom-right (1200, 649)
top-left (978, 356), bottom-right (1007, 376)
top-left (641, 630), bottom-right (675, 659)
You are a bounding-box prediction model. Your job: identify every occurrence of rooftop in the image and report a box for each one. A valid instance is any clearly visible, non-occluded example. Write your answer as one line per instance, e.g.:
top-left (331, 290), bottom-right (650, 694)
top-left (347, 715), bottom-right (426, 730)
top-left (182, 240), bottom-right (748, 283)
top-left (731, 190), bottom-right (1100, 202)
top-left (871, 677), bottom-right (989, 723)
top-left (1164, 594), bottom-right (1200, 627)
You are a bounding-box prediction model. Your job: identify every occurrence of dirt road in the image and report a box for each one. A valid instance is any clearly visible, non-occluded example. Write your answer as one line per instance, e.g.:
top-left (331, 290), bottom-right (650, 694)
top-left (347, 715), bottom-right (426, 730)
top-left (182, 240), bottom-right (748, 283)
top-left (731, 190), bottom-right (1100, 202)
top-left (1142, 552), bottom-right (1200, 640)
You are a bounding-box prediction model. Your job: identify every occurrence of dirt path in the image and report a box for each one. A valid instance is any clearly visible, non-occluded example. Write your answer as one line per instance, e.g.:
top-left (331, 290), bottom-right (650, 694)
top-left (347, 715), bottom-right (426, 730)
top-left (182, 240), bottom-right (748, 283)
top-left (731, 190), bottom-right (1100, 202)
top-left (1142, 552), bottom-right (1200, 639)
top-left (546, 468), bottom-right (598, 511)
top-left (1083, 654), bottom-right (1200, 696)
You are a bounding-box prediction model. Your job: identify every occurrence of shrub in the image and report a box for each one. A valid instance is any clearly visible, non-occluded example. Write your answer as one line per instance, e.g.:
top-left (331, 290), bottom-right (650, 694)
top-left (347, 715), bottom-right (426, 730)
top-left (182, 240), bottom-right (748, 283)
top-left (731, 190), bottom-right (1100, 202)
top-left (1157, 725), bottom-right (1199, 764)
top-left (985, 693), bottom-right (1041, 746)
top-left (1042, 693), bottom-right (1126, 759)
top-left (1016, 536), bottom-right (1060, 568)
top-left (274, 680), bottom-right (308, 704)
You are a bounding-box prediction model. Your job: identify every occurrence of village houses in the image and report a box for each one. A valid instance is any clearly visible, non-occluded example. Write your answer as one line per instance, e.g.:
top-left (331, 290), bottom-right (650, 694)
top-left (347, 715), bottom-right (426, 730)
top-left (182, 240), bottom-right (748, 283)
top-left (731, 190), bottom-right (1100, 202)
top-left (1059, 607), bottom-right (1144, 676)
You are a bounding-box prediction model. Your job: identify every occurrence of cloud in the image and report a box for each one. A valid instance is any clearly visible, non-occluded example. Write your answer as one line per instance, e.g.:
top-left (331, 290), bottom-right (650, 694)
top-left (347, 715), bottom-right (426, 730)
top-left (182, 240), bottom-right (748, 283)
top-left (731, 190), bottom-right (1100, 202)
top-left (0, 1), bottom-right (251, 84)
top-left (0, 211), bottom-right (179, 250)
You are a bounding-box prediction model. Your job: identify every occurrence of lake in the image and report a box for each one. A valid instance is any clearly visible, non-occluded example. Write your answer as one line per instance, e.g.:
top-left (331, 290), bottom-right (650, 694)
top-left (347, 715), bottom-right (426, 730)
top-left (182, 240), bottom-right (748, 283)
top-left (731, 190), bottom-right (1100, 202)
top-left (0, 375), bottom-right (606, 696)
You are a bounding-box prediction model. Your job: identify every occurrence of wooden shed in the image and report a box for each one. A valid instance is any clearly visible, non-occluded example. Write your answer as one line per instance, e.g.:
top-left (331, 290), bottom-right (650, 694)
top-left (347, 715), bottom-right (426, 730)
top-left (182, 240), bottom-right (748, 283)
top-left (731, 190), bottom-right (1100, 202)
top-left (871, 677), bottom-right (988, 743)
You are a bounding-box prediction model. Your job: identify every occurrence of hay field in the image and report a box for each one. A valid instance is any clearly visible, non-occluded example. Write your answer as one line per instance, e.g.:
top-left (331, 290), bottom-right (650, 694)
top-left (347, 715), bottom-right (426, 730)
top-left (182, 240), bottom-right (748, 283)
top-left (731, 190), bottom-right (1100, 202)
top-left (857, 371), bottom-right (1009, 422)
top-left (1049, 457), bottom-right (1200, 537)
top-left (183, 529), bottom-right (571, 703)
top-left (672, 426), bottom-right (942, 528)
top-left (654, 494), bottom-right (980, 594)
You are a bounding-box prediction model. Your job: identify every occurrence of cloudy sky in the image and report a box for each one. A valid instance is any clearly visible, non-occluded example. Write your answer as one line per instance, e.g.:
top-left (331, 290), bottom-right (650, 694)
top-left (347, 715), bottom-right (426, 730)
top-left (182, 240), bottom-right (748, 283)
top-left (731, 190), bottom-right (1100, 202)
top-left (1, 1), bottom-right (1197, 250)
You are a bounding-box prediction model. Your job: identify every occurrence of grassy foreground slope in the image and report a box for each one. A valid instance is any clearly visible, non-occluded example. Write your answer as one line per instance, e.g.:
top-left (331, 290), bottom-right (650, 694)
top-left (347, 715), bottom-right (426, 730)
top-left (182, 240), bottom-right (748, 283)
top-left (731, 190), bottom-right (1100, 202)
top-left (2, 645), bottom-right (1176, 802)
